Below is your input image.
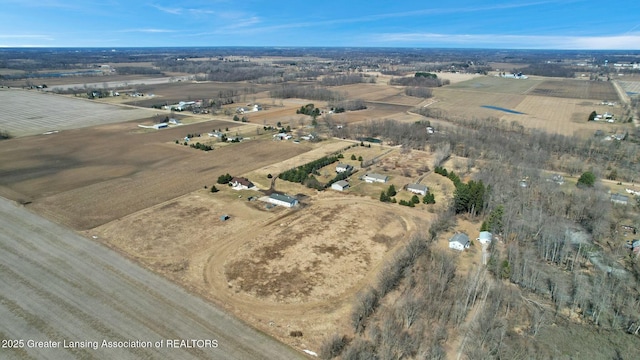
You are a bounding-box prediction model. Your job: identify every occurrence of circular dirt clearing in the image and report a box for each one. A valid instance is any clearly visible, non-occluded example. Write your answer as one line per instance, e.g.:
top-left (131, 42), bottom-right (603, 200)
top-left (224, 199), bottom-right (412, 303)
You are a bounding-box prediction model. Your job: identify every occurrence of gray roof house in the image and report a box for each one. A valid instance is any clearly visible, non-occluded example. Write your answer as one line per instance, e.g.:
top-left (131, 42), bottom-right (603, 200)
top-left (331, 180), bottom-right (350, 191)
top-left (611, 193), bottom-right (629, 205)
top-left (268, 193), bottom-right (298, 208)
top-left (407, 183), bottom-right (428, 195)
top-left (449, 233), bottom-right (470, 251)
top-left (363, 173), bottom-right (388, 183)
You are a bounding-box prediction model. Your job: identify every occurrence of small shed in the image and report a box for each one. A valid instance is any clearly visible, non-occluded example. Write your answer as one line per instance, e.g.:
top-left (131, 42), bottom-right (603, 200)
top-left (220, 215), bottom-right (230, 221)
top-left (331, 180), bottom-right (350, 191)
top-left (477, 231), bottom-right (492, 245)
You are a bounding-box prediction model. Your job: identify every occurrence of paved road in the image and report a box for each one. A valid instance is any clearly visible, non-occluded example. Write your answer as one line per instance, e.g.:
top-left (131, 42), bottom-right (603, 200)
top-left (0, 197), bottom-right (304, 360)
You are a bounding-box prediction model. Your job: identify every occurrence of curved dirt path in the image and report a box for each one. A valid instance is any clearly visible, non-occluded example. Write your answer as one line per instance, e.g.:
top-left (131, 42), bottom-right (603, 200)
top-left (201, 193), bottom-right (427, 347)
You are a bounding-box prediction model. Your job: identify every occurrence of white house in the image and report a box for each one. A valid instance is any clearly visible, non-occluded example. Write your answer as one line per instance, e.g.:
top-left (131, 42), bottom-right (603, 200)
top-left (208, 131), bottom-right (225, 138)
top-left (336, 163), bottom-right (354, 173)
top-left (331, 180), bottom-right (350, 191)
top-left (268, 193), bottom-right (298, 207)
top-left (477, 231), bottom-right (492, 245)
top-left (230, 177), bottom-right (255, 190)
top-left (363, 173), bottom-right (388, 183)
top-left (273, 133), bottom-right (292, 140)
top-left (407, 183), bottom-right (428, 196)
top-left (449, 233), bottom-right (470, 251)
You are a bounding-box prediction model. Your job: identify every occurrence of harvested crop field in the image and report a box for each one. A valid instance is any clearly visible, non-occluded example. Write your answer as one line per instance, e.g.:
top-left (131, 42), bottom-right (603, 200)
top-left (0, 119), bottom-right (310, 230)
top-left (513, 96), bottom-right (629, 135)
top-left (447, 75), bottom-right (543, 94)
top-left (0, 88), bottom-right (155, 137)
top-left (618, 80), bottom-right (640, 96)
top-left (529, 79), bottom-right (619, 100)
top-left (431, 87), bottom-right (526, 118)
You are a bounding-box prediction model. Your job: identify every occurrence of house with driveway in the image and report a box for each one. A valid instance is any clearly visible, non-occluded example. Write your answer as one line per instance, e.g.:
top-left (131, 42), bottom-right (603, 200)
top-left (407, 183), bottom-right (428, 196)
top-left (477, 231), bottom-right (492, 245)
top-left (336, 163), bottom-right (353, 173)
top-left (230, 177), bottom-right (255, 190)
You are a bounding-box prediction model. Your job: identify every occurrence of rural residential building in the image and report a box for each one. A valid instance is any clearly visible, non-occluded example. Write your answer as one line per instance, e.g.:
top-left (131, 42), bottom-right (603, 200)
top-left (208, 131), bottom-right (224, 138)
top-left (268, 193), bottom-right (298, 208)
top-left (363, 173), bottom-right (388, 183)
top-left (273, 133), bottom-right (292, 140)
top-left (230, 177), bottom-right (255, 190)
top-left (152, 122), bottom-right (168, 129)
top-left (611, 193), bottom-right (629, 205)
top-left (407, 183), bottom-right (428, 196)
top-left (477, 231), bottom-right (492, 245)
top-left (331, 180), bottom-right (350, 191)
top-left (449, 233), bottom-right (470, 251)
top-left (336, 163), bottom-right (354, 173)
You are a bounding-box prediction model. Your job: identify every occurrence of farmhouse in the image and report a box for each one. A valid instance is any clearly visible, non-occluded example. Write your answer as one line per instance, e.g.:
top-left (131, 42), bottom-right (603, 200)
top-left (336, 163), bottom-right (354, 173)
top-left (611, 193), bottom-right (629, 205)
top-left (331, 180), bottom-right (350, 191)
top-left (230, 177), bottom-right (255, 190)
top-left (273, 133), bottom-right (292, 140)
top-left (407, 183), bottom-right (428, 196)
top-left (363, 173), bottom-right (388, 183)
top-left (477, 231), bottom-right (493, 245)
top-left (208, 131), bottom-right (225, 138)
top-left (152, 123), bottom-right (168, 129)
top-left (449, 233), bottom-right (470, 251)
top-left (268, 193), bottom-right (298, 208)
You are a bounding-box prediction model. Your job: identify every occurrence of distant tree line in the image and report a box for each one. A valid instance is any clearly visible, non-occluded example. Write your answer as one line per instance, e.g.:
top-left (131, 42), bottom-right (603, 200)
top-left (320, 74), bottom-right (375, 86)
top-left (404, 87), bottom-right (433, 98)
top-left (328, 99), bottom-right (367, 112)
top-left (114, 66), bottom-right (163, 75)
top-left (390, 76), bottom-right (449, 87)
top-left (270, 85), bottom-right (341, 101)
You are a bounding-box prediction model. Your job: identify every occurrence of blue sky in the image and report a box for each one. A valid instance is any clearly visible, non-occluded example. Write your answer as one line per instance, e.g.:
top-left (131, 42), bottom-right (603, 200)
top-left (0, 0), bottom-right (639, 49)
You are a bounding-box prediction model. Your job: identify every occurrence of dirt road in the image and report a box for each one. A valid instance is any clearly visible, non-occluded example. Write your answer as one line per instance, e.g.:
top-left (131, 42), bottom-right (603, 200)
top-left (0, 197), bottom-right (304, 360)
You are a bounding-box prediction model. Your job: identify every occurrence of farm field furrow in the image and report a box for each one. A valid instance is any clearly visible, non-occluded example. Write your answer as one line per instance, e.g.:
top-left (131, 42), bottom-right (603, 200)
top-left (0, 197), bottom-right (304, 360)
top-left (0, 89), bottom-right (156, 137)
top-left (0, 120), bottom-right (310, 230)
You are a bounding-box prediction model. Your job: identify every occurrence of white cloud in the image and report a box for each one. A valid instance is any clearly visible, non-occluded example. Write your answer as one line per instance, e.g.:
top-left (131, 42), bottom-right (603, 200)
top-left (372, 32), bottom-right (640, 50)
top-left (0, 34), bottom-right (54, 40)
top-left (119, 28), bottom-right (177, 33)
